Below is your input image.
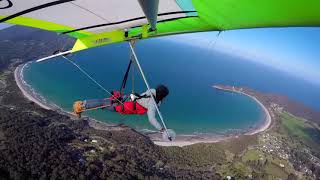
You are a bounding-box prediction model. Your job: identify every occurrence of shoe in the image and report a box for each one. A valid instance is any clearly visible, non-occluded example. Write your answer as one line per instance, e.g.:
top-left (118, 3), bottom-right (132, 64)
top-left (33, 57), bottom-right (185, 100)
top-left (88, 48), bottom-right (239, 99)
top-left (73, 101), bottom-right (83, 118)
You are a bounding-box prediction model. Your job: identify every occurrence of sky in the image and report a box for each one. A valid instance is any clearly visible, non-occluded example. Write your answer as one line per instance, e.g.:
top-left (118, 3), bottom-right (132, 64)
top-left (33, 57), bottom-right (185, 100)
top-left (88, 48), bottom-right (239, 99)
top-left (162, 27), bottom-right (320, 86)
top-left (1, 22), bottom-right (319, 85)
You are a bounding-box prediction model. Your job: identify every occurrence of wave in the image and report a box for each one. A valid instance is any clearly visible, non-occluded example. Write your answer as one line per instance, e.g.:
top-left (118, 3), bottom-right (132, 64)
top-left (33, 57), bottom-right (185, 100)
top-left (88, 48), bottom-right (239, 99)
top-left (20, 62), bottom-right (60, 110)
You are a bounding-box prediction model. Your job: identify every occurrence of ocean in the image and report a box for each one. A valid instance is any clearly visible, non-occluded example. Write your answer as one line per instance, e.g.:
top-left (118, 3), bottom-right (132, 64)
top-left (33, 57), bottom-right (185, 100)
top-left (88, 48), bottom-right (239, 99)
top-left (22, 38), bottom-right (320, 134)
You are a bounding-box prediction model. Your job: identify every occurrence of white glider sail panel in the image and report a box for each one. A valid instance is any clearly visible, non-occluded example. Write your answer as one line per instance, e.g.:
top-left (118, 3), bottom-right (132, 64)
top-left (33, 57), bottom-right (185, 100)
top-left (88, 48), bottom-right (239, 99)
top-left (1, 0), bottom-right (320, 53)
top-left (0, 0), bottom-right (189, 34)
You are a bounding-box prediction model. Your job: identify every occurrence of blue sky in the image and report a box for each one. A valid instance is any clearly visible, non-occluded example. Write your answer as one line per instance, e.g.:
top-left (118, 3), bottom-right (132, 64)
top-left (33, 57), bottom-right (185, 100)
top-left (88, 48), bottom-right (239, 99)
top-left (1, 23), bottom-right (319, 85)
top-left (162, 28), bottom-right (320, 86)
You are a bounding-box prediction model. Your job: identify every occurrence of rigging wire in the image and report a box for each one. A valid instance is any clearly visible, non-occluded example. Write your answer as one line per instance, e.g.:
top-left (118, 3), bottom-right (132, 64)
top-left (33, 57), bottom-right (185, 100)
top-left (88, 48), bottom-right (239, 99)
top-left (128, 41), bottom-right (172, 141)
top-left (132, 62), bottom-right (135, 94)
top-left (61, 43), bottom-right (172, 140)
top-left (207, 30), bottom-right (223, 51)
top-left (63, 55), bottom-right (154, 131)
top-left (62, 56), bottom-right (112, 95)
top-left (62, 55), bottom-right (145, 125)
top-left (62, 56), bottom-right (128, 108)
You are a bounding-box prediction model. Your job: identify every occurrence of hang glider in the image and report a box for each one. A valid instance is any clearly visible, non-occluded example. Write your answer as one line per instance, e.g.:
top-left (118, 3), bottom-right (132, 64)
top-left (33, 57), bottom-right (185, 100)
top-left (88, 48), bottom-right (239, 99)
top-left (1, 0), bottom-right (320, 141)
top-left (1, 0), bottom-right (320, 53)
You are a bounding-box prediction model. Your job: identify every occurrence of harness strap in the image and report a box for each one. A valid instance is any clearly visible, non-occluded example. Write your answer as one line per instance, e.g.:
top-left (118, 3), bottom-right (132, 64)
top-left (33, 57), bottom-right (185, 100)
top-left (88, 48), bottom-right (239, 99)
top-left (132, 93), bottom-right (151, 100)
top-left (121, 103), bottom-right (125, 112)
top-left (133, 101), bottom-right (137, 111)
top-left (119, 60), bottom-right (132, 95)
top-left (119, 93), bottom-right (151, 113)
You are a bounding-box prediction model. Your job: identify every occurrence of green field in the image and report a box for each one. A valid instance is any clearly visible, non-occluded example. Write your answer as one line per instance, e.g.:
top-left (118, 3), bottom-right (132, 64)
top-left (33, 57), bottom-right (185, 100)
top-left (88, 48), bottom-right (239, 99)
top-left (265, 163), bottom-right (288, 179)
top-left (242, 149), bottom-right (261, 162)
top-left (279, 112), bottom-right (320, 150)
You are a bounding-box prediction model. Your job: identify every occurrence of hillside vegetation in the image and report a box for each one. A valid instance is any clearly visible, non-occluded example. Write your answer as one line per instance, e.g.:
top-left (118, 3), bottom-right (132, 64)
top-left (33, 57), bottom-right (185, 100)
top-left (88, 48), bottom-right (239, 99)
top-left (0, 26), bottom-right (319, 179)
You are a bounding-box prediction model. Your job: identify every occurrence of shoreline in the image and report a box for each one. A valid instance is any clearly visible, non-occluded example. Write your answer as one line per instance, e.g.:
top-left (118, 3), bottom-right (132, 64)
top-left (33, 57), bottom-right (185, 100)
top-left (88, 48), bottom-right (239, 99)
top-left (15, 63), bottom-right (52, 110)
top-left (152, 86), bottom-right (273, 146)
top-left (14, 63), bottom-right (272, 147)
top-left (14, 63), bottom-right (120, 130)
top-left (213, 85), bottom-right (272, 135)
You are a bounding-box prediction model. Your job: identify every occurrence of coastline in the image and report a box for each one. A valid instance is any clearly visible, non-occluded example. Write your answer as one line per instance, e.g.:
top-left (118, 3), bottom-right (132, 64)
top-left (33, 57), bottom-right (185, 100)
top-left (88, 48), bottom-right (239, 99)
top-left (15, 63), bottom-right (52, 110)
top-left (14, 63), bottom-right (120, 130)
top-left (153, 85), bottom-right (273, 146)
top-left (14, 63), bottom-right (272, 147)
top-left (212, 85), bottom-right (272, 136)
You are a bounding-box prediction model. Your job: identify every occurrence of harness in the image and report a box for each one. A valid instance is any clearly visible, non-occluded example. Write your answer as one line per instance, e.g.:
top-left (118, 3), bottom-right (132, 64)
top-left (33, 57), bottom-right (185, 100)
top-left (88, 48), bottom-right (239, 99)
top-left (113, 92), bottom-right (152, 115)
top-left (110, 55), bottom-right (154, 115)
top-left (68, 40), bottom-right (172, 140)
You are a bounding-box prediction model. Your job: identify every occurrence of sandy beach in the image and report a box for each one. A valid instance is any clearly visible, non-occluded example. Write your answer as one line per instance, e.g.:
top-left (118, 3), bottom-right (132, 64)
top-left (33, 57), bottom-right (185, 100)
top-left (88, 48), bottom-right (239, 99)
top-left (244, 94), bottom-right (272, 135)
top-left (15, 63), bottom-right (52, 110)
top-left (213, 85), bottom-right (272, 135)
top-left (153, 86), bottom-right (273, 147)
top-left (15, 63), bottom-right (120, 128)
top-left (14, 63), bottom-right (272, 147)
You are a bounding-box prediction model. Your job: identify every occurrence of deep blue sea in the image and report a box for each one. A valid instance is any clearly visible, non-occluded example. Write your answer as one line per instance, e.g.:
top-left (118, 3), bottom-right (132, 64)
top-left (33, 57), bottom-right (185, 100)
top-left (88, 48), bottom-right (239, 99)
top-left (23, 38), bottom-right (320, 134)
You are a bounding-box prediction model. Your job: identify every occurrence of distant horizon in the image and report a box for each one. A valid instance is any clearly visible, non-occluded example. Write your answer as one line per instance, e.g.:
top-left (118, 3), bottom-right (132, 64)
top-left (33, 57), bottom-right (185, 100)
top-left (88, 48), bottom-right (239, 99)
top-left (161, 37), bottom-right (320, 88)
top-left (1, 24), bottom-right (319, 86)
top-left (161, 28), bottom-right (320, 86)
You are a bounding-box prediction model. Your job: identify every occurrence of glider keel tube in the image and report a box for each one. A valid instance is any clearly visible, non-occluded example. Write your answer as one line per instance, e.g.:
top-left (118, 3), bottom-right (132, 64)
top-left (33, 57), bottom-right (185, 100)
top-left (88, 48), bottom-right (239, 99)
top-left (36, 50), bottom-right (72, 62)
top-left (129, 40), bottom-right (172, 141)
top-left (138, 0), bottom-right (159, 31)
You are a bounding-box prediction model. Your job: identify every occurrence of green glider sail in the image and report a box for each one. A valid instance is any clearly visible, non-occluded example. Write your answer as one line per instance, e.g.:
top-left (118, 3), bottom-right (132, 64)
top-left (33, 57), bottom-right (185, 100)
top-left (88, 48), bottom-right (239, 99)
top-left (1, 0), bottom-right (320, 52)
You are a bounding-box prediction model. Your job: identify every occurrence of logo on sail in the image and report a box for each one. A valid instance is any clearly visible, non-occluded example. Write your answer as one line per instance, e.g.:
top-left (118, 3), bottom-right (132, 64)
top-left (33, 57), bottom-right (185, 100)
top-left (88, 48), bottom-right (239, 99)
top-left (93, 38), bottom-right (110, 45)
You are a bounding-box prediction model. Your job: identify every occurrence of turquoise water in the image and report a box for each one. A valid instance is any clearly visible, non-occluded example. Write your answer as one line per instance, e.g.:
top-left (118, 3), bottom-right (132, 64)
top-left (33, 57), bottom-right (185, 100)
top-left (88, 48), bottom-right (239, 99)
top-left (23, 38), bottom-right (319, 134)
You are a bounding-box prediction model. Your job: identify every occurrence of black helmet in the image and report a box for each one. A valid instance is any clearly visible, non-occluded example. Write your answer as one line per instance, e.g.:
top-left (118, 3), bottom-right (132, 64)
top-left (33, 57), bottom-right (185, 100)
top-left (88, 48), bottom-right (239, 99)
top-left (156, 84), bottom-right (169, 102)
